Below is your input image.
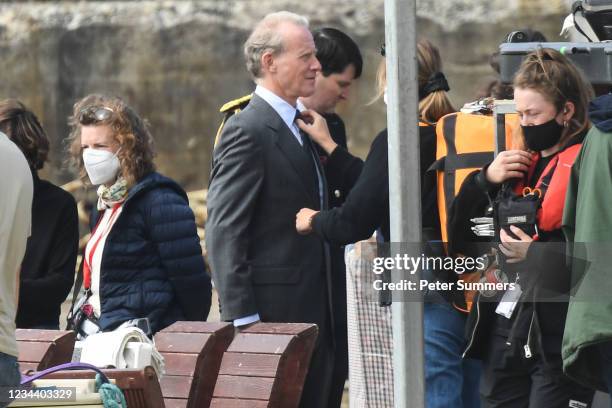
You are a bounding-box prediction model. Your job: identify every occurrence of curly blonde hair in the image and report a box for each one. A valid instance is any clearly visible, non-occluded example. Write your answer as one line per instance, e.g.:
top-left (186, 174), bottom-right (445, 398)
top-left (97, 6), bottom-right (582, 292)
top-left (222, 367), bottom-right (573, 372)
top-left (67, 94), bottom-right (156, 185)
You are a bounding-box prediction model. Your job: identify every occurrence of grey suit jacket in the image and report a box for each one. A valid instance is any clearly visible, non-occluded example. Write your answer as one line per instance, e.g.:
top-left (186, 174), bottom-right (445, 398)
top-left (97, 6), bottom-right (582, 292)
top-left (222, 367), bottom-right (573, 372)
top-left (206, 94), bottom-right (332, 331)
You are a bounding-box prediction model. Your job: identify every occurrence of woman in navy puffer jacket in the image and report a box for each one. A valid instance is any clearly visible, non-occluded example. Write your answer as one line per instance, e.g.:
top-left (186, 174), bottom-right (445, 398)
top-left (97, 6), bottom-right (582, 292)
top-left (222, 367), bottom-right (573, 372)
top-left (68, 94), bottom-right (211, 335)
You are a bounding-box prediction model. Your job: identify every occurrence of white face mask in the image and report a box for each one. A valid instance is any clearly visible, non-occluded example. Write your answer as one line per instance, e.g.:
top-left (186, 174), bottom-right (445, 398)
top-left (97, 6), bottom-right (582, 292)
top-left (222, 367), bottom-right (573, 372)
top-left (383, 86), bottom-right (388, 105)
top-left (82, 148), bottom-right (121, 185)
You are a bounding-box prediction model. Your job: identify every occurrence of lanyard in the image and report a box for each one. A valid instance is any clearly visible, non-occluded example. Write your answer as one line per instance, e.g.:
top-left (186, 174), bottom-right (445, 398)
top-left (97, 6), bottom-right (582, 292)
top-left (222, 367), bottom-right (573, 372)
top-left (83, 203), bottom-right (122, 289)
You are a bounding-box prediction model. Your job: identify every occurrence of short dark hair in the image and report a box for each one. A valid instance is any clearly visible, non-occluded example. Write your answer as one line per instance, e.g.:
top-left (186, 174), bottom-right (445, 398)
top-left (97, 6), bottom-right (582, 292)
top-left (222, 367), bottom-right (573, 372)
top-left (313, 27), bottom-right (363, 78)
top-left (0, 99), bottom-right (49, 171)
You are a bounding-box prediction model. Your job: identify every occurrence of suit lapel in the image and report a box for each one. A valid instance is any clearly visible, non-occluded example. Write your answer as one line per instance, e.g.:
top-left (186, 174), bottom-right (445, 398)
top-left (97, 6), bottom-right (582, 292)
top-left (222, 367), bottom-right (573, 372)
top-left (275, 126), bottom-right (320, 207)
top-left (250, 95), bottom-right (320, 207)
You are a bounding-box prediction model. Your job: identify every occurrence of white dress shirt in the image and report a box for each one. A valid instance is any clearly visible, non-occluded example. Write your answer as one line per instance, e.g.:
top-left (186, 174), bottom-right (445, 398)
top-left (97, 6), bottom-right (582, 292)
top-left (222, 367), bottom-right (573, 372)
top-left (254, 85), bottom-right (306, 144)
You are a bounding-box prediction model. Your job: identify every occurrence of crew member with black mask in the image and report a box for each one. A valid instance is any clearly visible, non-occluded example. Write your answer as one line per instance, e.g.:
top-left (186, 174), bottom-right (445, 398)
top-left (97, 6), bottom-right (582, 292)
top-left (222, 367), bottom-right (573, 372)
top-left (448, 48), bottom-right (595, 407)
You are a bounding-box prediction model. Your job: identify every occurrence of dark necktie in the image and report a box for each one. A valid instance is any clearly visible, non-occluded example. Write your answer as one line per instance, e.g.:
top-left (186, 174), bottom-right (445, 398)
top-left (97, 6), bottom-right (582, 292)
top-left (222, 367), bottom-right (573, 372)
top-left (294, 110), bottom-right (321, 201)
top-left (294, 110), bottom-right (311, 152)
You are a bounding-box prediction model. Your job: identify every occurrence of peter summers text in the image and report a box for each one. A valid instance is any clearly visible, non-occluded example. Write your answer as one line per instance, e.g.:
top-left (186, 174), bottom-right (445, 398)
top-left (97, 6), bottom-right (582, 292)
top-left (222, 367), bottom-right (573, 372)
top-left (372, 279), bottom-right (517, 292)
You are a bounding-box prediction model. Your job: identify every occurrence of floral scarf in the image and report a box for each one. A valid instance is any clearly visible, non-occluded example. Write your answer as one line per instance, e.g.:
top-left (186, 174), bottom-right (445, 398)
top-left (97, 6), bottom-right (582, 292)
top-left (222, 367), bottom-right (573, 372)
top-left (96, 177), bottom-right (128, 210)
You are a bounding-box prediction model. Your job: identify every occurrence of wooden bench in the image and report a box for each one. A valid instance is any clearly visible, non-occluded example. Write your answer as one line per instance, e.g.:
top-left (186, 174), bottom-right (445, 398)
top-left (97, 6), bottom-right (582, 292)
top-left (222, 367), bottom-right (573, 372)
top-left (154, 321), bottom-right (234, 408)
top-left (36, 366), bottom-right (164, 408)
top-left (210, 323), bottom-right (318, 408)
top-left (16, 329), bottom-right (76, 374)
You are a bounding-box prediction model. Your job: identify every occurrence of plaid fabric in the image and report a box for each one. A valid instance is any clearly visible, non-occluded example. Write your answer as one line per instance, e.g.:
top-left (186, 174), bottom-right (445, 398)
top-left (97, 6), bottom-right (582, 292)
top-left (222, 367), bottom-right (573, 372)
top-left (346, 239), bottom-right (394, 407)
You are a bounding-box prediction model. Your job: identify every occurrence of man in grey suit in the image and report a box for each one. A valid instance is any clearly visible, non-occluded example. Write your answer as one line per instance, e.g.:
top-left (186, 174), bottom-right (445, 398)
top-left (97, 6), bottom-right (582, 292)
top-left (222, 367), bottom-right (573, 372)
top-left (206, 11), bottom-right (335, 407)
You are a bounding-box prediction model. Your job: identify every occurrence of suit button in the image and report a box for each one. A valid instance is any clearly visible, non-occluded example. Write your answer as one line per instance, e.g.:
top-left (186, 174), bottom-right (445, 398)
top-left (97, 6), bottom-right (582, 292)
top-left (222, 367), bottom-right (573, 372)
top-left (334, 190), bottom-right (341, 198)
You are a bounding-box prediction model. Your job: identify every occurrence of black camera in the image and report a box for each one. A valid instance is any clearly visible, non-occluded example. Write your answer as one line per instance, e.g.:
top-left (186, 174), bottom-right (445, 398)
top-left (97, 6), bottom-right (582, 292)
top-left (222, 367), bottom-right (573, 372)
top-left (505, 29), bottom-right (547, 44)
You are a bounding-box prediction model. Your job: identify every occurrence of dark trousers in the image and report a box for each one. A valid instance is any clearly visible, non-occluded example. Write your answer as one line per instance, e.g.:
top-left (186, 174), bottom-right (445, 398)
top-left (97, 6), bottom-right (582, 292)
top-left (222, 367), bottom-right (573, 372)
top-left (480, 334), bottom-right (594, 408)
top-left (300, 309), bottom-right (335, 408)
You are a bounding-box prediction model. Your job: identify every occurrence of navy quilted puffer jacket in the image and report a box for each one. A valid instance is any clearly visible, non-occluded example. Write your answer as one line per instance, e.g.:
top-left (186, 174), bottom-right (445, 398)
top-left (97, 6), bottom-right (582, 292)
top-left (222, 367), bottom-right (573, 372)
top-left (89, 172), bottom-right (211, 334)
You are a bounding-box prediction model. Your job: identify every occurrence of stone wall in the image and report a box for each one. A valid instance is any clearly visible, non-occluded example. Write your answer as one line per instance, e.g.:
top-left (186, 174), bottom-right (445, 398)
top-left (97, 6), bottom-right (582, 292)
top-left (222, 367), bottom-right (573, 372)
top-left (0, 0), bottom-right (571, 189)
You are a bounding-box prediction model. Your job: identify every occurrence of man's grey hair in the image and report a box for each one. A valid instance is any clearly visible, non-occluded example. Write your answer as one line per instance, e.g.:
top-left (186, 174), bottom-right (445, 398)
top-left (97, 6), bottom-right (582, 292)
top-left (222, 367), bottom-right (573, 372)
top-left (244, 11), bottom-right (309, 79)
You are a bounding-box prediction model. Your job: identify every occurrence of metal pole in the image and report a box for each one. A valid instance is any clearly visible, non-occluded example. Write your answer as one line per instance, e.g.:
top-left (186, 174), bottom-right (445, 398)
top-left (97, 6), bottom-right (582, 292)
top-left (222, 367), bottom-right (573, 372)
top-left (493, 100), bottom-right (516, 156)
top-left (385, 0), bottom-right (424, 407)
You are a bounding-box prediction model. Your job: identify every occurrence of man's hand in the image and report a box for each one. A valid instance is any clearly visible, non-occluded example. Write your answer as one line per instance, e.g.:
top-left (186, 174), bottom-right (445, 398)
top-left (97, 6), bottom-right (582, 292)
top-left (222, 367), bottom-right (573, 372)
top-left (499, 226), bottom-right (533, 264)
top-left (485, 150), bottom-right (532, 184)
top-left (296, 208), bottom-right (319, 235)
top-left (296, 109), bottom-right (337, 155)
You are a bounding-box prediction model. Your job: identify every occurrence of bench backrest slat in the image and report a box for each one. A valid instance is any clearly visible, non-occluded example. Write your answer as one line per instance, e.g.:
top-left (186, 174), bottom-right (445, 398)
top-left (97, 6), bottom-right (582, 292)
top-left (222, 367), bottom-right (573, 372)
top-left (154, 321), bottom-right (233, 408)
top-left (211, 323), bottom-right (318, 408)
top-left (16, 329), bottom-right (76, 373)
top-left (219, 353), bottom-right (281, 377)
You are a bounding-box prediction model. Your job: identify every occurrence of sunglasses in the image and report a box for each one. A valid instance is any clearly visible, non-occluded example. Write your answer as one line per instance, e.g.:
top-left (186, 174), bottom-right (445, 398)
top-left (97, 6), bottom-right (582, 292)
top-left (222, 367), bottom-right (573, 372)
top-left (78, 106), bottom-right (114, 125)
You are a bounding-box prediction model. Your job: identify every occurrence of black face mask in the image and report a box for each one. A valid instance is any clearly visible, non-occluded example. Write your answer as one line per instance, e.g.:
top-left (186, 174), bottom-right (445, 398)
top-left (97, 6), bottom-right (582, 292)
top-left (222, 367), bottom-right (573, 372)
top-left (521, 118), bottom-right (564, 152)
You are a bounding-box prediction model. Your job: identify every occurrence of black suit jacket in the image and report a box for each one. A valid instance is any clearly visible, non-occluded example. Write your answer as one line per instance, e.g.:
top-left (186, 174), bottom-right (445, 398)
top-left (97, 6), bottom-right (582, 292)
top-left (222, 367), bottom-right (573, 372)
top-left (312, 125), bottom-right (440, 245)
top-left (312, 129), bottom-right (390, 244)
top-left (206, 94), bottom-right (332, 331)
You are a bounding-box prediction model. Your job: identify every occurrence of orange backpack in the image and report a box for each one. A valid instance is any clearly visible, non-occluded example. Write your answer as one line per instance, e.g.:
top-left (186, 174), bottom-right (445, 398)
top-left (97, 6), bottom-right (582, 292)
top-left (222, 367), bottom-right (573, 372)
top-left (432, 111), bottom-right (518, 242)
top-left (431, 111), bottom-right (518, 312)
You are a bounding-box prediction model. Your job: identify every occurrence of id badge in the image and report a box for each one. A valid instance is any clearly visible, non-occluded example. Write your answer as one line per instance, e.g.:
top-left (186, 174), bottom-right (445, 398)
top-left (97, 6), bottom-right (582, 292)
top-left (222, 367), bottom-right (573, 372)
top-left (495, 284), bottom-right (522, 319)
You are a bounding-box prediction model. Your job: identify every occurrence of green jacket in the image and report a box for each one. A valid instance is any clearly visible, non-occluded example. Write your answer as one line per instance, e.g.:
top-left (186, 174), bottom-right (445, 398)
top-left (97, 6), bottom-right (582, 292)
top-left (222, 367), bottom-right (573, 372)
top-left (562, 124), bottom-right (612, 391)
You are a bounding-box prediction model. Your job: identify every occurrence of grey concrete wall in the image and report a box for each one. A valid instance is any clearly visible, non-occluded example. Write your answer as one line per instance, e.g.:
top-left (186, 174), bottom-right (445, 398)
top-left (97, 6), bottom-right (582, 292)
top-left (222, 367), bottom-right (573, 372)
top-left (0, 0), bottom-right (571, 189)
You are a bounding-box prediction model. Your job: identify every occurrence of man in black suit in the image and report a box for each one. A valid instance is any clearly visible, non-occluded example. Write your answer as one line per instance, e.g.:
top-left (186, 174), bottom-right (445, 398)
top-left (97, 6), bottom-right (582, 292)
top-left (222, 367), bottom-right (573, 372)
top-left (206, 11), bottom-right (334, 408)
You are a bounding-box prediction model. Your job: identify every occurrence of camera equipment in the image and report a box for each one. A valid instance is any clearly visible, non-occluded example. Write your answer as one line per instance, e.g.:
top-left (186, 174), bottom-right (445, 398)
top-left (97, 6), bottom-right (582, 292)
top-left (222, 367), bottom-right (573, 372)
top-left (495, 186), bottom-right (540, 241)
top-left (499, 1), bottom-right (612, 85)
top-left (499, 42), bottom-right (612, 85)
top-left (505, 29), bottom-right (547, 43)
top-left (579, 0), bottom-right (612, 41)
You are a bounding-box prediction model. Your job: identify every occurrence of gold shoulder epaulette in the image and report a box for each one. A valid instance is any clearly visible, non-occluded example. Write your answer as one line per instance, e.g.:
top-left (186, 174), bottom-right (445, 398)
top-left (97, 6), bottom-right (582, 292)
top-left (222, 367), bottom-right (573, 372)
top-left (219, 94), bottom-right (252, 113)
